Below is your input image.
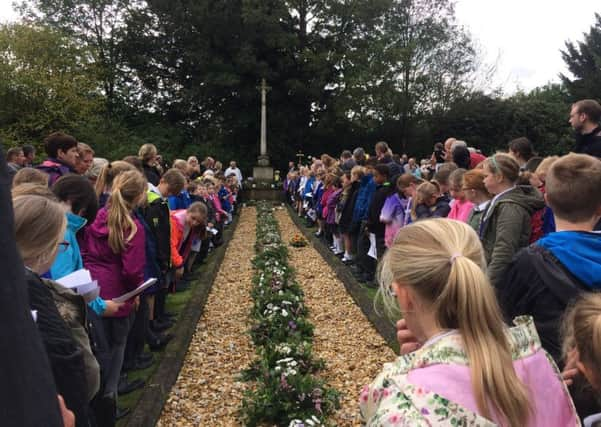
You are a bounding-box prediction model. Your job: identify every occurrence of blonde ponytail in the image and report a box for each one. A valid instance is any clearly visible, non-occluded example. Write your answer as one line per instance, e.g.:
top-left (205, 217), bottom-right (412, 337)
top-left (107, 170), bottom-right (146, 253)
top-left (378, 219), bottom-right (530, 426)
top-left (95, 160), bottom-right (136, 199)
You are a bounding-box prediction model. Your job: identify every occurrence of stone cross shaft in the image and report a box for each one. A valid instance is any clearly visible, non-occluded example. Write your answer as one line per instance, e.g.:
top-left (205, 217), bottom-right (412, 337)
top-left (259, 78), bottom-right (270, 157)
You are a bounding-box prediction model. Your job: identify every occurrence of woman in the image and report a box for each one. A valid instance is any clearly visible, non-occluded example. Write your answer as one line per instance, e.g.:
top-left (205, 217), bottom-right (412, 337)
top-left (480, 153), bottom-right (544, 287)
top-left (361, 219), bottom-right (578, 426)
top-left (138, 143), bottom-right (161, 186)
top-left (14, 195), bottom-right (90, 426)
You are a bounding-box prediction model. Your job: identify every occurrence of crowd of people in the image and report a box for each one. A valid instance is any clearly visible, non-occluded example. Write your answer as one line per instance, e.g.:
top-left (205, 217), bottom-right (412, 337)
top-left (2, 132), bottom-right (241, 426)
top-left (3, 98), bottom-right (601, 427)
top-left (284, 99), bottom-right (601, 426)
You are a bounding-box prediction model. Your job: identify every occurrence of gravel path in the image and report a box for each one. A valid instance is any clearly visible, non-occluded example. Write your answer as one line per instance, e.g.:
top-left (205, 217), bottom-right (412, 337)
top-left (274, 210), bottom-right (395, 426)
top-left (158, 207), bottom-right (256, 427)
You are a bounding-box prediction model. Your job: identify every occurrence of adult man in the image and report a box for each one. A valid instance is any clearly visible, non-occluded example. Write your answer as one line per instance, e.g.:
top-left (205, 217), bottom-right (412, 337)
top-left (569, 99), bottom-right (601, 158)
top-left (36, 132), bottom-right (79, 185)
top-left (224, 160), bottom-right (243, 184)
top-left (74, 142), bottom-right (94, 175)
top-left (6, 147), bottom-right (26, 181)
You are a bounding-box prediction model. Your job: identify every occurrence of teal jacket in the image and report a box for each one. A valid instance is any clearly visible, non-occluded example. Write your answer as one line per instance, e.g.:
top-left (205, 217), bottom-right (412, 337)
top-left (50, 211), bottom-right (86, 280)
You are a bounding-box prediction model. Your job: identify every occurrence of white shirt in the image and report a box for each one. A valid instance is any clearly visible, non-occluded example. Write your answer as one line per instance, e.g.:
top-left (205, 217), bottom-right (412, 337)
top-left (224, 167), bottom-right (243, 185)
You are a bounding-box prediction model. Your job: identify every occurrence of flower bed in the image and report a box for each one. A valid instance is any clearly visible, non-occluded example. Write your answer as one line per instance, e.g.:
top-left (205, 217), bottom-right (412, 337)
top-left (290, 233), bottom-right (308, 247)
top-left (240, 202), bottom-right (340, 426)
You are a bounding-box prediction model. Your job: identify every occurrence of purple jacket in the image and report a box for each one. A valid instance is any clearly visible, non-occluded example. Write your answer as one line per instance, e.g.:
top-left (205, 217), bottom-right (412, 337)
top-left (79, 207), bottom-right (145, 317)
top-left (36, 158), bottom-right (74, 186)
top-left (326, 189), bottom-right (342, 225)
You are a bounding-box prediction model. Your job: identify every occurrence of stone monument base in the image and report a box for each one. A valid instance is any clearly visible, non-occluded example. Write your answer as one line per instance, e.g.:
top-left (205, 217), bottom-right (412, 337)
top-left (252, 165), bottom-right (274, 182)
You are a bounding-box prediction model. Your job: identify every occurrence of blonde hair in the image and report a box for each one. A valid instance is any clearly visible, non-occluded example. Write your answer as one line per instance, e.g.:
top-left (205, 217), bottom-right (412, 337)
top-left (107, 170), bottom-right (146, 253)
top-left (378, 219), bottom-right (531, 426)
top-left (411, 181), bottom-right (439, 219)
top-left (534, 155), bottom-right (560, 182)
top-left (13, 195), bottom-right (66, 269)
top-left (138, 143), bottom-right (157, 163)
top-left (95, 160), bottom-right (136, 199)
top-left (12, 183), bottom-right (55, 199)
top-left (563, 293), bottom-right (601, 390)
top-left (12, 168), bottom-right (49, 187)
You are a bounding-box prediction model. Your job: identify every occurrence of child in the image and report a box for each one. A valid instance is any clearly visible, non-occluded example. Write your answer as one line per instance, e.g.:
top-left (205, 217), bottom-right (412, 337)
top-left (479, 153), bottom-right (544, 288)
top-left (170, 202), bottom-right (208, 278)
top-left (379, 173), bottom-right (418, 248)
top-left (338, 168), bottom-right (362, 264)
top-left (500, 153), bottom-right (601, 365)
top-left (412, 181), bottom-right (450, 220)
top-left (143, 168), bottom-right (186, 343)
top-left (79, 170), bottom-right (146, 407)
top-left (362, 219), bottom-right (578, 426)
top-left (95, 160), bottom-right (136, 207)
top-left (463, 169), bottom-right (492, 232)
top-left (447, 168), bottom-right (474, 222)
top-left (562, 293), bottom-right (601, 426)
top-left (325, 175), bottom-right (343, 255)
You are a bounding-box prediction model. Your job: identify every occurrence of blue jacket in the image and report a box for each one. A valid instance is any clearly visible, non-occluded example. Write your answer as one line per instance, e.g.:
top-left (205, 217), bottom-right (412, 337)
top-left (303, 176), bottom-right (315, 200)
top-left (50, 212), bottom-right (86, 280)
top-left (218, 185), bottom-right (232, 213)
top-left (352, 174), bottom-right (376, 223)
top-left (168, 190), bottom-right (192, 210)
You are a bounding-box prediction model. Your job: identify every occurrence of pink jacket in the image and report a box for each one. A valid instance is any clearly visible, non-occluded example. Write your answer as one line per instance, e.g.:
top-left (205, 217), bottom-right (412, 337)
top-left (79, 207), bottom-right (145, 317)
top-left (361, 317), bottom-right (579, 426)
top-left (447, 198), bottom-right (474, 222)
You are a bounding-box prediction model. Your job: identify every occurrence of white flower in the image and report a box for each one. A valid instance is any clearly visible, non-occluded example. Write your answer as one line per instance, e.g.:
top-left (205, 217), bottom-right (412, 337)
top-left (275, 366), bottom-right (281, 372)
top-left (281, 309), bottom-right (288, 317)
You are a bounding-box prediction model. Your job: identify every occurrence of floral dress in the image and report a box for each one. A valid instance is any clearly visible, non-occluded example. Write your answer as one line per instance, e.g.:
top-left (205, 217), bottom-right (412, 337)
top-left (360, 316), bottom-right (580, 426)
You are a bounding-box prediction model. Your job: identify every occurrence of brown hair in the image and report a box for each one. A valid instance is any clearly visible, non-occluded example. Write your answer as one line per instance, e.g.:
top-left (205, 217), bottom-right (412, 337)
top-left (95, 160), bottom-right (136, 199)
top-left (433, 162), bottom-right (458, 185)
top-left (107, 170), bottom-right (146, 253)
top-left (378, 219), bottom-right (531, 426)
top-left (162, 169), bottom-right (186, 194)
top-left (573, 99), bottom-right (601, 123)
top-left (396, 173), bottom-right (420, 189)
top-left (12, 168), bottom-right (49, 187)
top-left (546, 153), bottom-right (601, 223)
top-left (482, 153), bottom-right (520, 184)
top-left (448, 168), bottom-right (467, 189)
top-left (462, 169), bottom-right (490, 195)
top-left (77, 142), bottom-right (94, 156)
top-left (350, 165), bottom-right (365, 180)
top-left (13, 195), bottom-right (66, 270)
top-left (412, 181), bottom-right (439, 219)
top-left (187, 201), bottom-right (208, 238)
top-left (562, 293), bottom-right (601, 389)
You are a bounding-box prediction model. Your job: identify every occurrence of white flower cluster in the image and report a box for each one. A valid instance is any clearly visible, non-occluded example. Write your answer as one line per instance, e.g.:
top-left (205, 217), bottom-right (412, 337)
top-left (274, 357), bottom-right (299, 377)
top-left (275, 343), bottom-right (293, 355)
top-left (289, 415), bottom-right (321, 426)
top-left (263, 303), bottom-right (289, 318)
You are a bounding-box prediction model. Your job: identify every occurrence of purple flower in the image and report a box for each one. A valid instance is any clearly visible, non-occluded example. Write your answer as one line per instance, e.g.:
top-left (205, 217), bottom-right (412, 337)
top-left (421, 408), bottom-right (429, 415)
top-left (288, 320), bottom-right (297, 330)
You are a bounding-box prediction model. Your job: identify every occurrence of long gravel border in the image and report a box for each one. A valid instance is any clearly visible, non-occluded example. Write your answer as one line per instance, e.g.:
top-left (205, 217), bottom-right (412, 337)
top-left (157, 207), bottom-right (257, 426)
top-left (274, 209), bottom-right (395, 426)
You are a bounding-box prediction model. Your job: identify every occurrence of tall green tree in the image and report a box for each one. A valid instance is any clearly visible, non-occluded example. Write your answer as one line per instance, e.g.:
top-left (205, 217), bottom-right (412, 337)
top-left (560, 13), bottom-right (601, 102)
top-left (0, 23), bottom-right (101, 148)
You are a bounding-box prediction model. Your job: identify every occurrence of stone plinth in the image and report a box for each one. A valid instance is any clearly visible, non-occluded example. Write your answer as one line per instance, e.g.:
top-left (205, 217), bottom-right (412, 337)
top-left (252, 165), bottom-right (274, 182)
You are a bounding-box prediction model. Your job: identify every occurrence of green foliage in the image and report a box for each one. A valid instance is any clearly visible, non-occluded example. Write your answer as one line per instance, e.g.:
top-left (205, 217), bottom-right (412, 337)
top-left (240, 202), bottom-right (340, 426)
top-left (561, 13), bottom-right (601, 102)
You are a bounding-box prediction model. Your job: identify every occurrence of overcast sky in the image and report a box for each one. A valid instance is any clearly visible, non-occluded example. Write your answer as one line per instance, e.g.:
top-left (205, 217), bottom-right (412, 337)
top-left (0, 0), bottom-right (599, 94)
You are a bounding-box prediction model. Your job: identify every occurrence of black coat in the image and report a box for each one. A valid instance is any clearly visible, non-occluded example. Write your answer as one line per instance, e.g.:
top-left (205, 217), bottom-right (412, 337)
top-left (499, 244), bottom-right (588, 365)
top-left (143, 163), bottom-right (161, 186)
top-left (0, 147), bottom-right (64, 426)
top-left (367, 182), bottom-right (393, 236)
top-left (338, 181), bottom-right (360, 231)
top-left (573, 125), bottom-right (601, 158)
top-left (25, 269), bottom-right (90, 427)
top-left (143, 194), bottom-right (172, 273)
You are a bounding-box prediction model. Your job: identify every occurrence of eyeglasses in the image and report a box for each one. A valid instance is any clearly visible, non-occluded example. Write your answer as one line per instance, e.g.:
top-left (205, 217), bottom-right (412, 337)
top-left (58, 241), bottom-right (70, 253)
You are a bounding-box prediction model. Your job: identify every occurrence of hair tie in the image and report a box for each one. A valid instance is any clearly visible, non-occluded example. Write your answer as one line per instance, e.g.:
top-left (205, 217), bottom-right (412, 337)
top-left (449, 253), bottom-right (463, 265)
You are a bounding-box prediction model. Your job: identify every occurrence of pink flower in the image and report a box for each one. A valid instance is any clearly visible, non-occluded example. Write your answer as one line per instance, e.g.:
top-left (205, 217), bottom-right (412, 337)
top-left (388, 413), bottom-right (403, 424)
